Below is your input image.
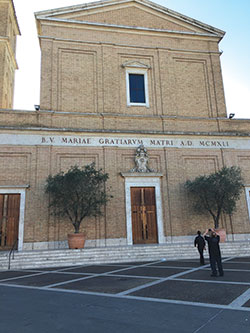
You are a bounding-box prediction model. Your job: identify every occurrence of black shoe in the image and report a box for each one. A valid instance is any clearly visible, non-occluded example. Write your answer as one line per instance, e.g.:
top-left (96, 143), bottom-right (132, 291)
top-left (219, 274), bottom-right (224, 277)
top-left (210, 274), bottom-right (217, 277)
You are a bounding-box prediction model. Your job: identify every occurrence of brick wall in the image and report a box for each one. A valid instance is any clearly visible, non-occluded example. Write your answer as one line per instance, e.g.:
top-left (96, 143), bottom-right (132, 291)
top-left (38, 4), bottom-right (226, 118)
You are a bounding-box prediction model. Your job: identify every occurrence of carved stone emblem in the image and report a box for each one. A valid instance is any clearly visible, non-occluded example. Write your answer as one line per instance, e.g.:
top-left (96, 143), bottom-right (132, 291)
top-left (130, 145), bottom-right (154, 173)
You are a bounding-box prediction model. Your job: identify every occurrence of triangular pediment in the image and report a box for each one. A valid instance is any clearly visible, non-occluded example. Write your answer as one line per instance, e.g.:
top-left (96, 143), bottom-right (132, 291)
top-left (122, 61), bottom-right (151, 69)
top-left (35, 0), bottom-right (225, 38)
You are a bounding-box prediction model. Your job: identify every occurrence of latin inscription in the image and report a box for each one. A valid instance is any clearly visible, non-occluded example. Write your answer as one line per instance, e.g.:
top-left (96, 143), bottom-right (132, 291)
top-left (98, 138), bottom-right (143, 145)
top-left (40, 136), bottom-right (231, 149)
top-left (199, 140), bottom-right (229, 148)
top-left (61, 137), bottom-right (91, 145)
top-left (150, 139), bottom-right (174, 146)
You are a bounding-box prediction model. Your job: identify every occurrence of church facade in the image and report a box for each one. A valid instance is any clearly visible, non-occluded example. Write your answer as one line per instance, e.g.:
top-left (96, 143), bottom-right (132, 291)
top-left (1, 0), bottom-right (250, 251)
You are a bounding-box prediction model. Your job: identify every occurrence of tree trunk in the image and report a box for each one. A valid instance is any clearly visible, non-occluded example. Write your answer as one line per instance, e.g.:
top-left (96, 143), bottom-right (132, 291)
top-left (213, 216), bottom-right (219, 229)
top-left (73, 221), bottom-right (80, 233)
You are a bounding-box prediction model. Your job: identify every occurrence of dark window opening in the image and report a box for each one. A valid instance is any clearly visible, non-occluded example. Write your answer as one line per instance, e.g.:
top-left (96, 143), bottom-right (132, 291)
top-left (129, 74), bottom-right (146, 103)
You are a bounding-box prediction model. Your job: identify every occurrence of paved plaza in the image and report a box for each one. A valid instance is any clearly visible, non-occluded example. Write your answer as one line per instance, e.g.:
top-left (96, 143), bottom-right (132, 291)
top-left (1, 256), bottom-right (250, 332)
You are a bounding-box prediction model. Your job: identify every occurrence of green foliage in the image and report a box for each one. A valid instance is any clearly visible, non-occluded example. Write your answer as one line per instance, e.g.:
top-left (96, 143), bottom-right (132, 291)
top-left (45, 163), bottom-right (112, 233)
top-left (184, 166), bottom-right (244, 229)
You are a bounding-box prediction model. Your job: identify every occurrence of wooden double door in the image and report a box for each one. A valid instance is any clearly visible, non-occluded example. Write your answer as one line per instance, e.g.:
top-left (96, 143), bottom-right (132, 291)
top-left (0, 194), bottom-right (20, 250)
top-left (131, 187), bottom-right (158, 244)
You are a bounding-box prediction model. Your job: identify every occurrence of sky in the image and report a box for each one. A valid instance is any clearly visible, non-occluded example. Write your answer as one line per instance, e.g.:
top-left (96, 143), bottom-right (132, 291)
top-left (13, 0), bottom-right (250, 118)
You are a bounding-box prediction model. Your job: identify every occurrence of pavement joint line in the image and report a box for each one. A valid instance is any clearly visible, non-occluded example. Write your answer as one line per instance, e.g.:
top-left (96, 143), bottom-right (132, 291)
top-left (0, 256), bottom-right (243, 294)
top-left (220, 268), bottom-right (250, 272)
top-left (0, 261), bottom-right (167, 289)
top-left (0, 271), bottom-right (49, 283)
top-left (105, 273), bottom-right (161, 280)
top-left (112, 256), bottom-right (243, 297)
top-left (173, 277), bottom-right (250, 286)
top-left (166, 267), bottom-right (250, 272)
top-left (20, 270), bottom-right (98, 276)
top-left (0, 260), bottom-right (164, 288)
top-left (122, 295), bottom-right (250, 312)
top-left (32, 269), bottom-right (91, 274)
top-left (43, 263), bottom-right (161, 288)
top-left (101, 263), bottom-right (149, 266)
top-left (229, 287), bottom-right (250, 308)
top-left (222, 256), bottom-right (237, 263)
top-left (192, 309), bottom-right (224, 333)
top-left (50, 265), bottom-right (87, 272)
top-left (117, 263), bottom-right (212, 296)
top-left (19, 269), bottom-right (50, 273)
top-left (45, 256), bottom-right (250, 290)
top-left (145, 265), bottom-right (200, 269)
top-left (20, 264), bottom-right (119, 273)
top-left (2, 281), bottom-right (250, 313)
top-left (133, 259), bottom-right (169, 267)
top-left (44, 274), bottom-right (99, 288)
top-left (24, 265), bottom-right (87, 273)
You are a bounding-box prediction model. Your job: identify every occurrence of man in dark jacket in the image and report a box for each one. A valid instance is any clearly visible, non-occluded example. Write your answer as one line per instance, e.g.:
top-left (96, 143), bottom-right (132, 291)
top-left (204, 229), bottom-right (224, 277)
top-left (194, 230), bottom-right (206, 265)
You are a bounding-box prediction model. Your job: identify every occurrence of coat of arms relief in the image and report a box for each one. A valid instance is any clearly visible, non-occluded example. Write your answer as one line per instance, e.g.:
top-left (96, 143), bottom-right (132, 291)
top-left (130, 145), bottom-right (154, 173)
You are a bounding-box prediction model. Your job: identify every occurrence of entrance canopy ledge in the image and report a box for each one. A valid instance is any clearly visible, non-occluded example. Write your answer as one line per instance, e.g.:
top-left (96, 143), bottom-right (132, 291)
top-left (121, 172), bottom-right (163, 177)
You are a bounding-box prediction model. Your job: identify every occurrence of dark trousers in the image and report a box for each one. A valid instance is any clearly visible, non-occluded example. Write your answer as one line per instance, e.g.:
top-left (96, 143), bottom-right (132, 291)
top-left (198, 248), bottom-right (205, 265)
top-left (210, 255), bottom-right (223, 276)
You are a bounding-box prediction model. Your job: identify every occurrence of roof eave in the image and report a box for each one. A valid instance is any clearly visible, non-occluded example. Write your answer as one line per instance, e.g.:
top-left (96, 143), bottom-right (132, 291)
top-left (35, 16), bottom-right (225, 40)
top-left (34, 0), bottom-right (225, 38)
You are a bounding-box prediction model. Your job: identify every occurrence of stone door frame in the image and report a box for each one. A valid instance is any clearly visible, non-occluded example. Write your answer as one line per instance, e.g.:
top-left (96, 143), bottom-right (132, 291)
top-left (0, 186), bottom-right (28, 251)
top-left (122, 173), bottom-right (164, 245)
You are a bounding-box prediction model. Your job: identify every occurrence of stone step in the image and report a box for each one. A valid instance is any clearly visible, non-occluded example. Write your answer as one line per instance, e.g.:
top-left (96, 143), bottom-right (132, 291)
top-left (1, 241), bottom-right (250, 270)
top-left (4, 244), bottom-right (246, 260)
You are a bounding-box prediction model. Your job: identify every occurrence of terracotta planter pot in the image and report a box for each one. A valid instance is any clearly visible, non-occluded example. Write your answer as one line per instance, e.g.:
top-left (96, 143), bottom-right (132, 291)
top-left (215, 228), bottom-right (226, 243)
top-left (68, 233), bottom-right (85, 249)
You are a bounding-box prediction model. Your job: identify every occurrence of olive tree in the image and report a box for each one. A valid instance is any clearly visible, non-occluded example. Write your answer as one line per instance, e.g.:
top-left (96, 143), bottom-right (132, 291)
top-left (45, 163), bottom-right (112, 233)
top-left (184, 166), bottom-right (244, 229)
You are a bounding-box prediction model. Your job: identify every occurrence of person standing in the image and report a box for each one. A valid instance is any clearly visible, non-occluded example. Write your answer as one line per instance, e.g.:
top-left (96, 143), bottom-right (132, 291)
top-left (204, 229), bottom-right (224, 277)
top-left (194, 230), bottom-right (206, 265)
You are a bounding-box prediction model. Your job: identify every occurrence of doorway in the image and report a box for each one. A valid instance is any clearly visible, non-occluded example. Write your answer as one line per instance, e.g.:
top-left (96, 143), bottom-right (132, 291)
top-left (131, 187), bottom-right (158, 244)
top-left (0, 194), bottom-right (20, 250)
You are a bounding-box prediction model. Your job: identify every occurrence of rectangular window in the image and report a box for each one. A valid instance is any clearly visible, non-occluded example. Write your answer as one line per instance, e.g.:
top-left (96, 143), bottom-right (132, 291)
top-left (129, 74), bottom-right (146, 103)
top-left (126, 69), bottom-right (149, 107)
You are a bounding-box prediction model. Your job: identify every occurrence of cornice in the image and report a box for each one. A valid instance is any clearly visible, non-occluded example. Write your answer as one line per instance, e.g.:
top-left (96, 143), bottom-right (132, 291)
top-left (34, 0), bottom-right (225, 38)
top-left (37, 35), bottom-right (222, 54)
top-left (0, 125), bottom-right (249, 139)
top-left (37, 17), bottom-right (222, 40)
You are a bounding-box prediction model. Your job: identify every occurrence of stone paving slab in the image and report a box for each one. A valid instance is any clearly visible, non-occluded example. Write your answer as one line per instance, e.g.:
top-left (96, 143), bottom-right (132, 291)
top-left (130, 279), bottom-right (250, 305)
top-left (105, 261), bottom-right (155, 266)
top-left (2, 272), bottom-right (91, 287)
top-left (227, 257), bottom-right (250, 263)
top-left (61, 264), bottom-right (130, 274)
top-left (0, 285), bottom-right (232, 333)
top-left (180, 269), bottom-right (250, 283)
top-left (243, 299), bottom-right (250, 307)
top-left (0, 270), bottom-right (36, 280)
top-left (24, 266), bottom-right (80, 272)
top-left (1, 257), bottom-right (250, 332)
top-left (52, 275), bottom-right (155, 294)
top-left (110, 266), bottom-right (186, 278)
top-left (222, 262), bottom-right (250, 270)
top-left (148, 260), bottom-right (201, 268)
